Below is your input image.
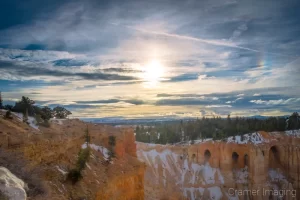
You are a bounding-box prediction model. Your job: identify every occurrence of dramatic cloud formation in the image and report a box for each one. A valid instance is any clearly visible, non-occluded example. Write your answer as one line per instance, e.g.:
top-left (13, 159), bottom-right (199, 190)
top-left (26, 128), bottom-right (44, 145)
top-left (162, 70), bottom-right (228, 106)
top-left (0, 0), bottom-right (299, 119)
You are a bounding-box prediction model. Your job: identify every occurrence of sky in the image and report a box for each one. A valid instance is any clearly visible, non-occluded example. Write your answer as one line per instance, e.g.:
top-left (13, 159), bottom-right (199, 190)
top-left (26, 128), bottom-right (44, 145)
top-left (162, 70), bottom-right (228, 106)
top-left (0, 0), bottom-right (300, 119)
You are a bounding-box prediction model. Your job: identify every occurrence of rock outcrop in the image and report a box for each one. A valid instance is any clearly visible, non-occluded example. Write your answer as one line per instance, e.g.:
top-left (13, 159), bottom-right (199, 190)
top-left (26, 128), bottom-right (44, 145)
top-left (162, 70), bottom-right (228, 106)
top-left (0, 167), bottom-right (27, 200)
top-left (137, 131), bottom-right (300, 200)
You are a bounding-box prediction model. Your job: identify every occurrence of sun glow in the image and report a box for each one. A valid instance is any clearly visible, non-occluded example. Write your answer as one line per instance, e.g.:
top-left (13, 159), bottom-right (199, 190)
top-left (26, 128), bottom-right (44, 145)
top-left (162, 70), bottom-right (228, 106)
top-left (143, 59), bottom-right (164, 87)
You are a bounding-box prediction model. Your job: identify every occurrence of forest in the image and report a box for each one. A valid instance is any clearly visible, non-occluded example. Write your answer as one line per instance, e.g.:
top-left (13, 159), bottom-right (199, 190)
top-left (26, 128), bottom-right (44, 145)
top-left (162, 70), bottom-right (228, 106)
top-left (135, 113), bottom-right (300, 144)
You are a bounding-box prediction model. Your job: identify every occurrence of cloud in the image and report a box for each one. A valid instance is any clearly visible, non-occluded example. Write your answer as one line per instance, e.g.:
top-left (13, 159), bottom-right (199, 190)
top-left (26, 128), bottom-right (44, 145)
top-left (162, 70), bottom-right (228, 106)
top-left (102, 68), bottom-right (142, 73)
top-left (230, 23), bottom-right (248, 40)
top-left (166, 73), bottom-right (199, 82)
top-left (75, 99), bottom-right (120, 104)
top-left (205, 105), bottom-right (232, 108)
top-left (52, 59), bottom-right (89, 66)
top-left (155, 98), bottom-right (215, 106)
top-left (75, 98), bottom-right (145, 105)
top-left (0, 0), bottom-right (300, 118)
top-left (250, 98), bottom-right (300, 105)
top-left (124, 24), bottom-right (262, 53)
top-left (0, 60), bottom-right (138, 81)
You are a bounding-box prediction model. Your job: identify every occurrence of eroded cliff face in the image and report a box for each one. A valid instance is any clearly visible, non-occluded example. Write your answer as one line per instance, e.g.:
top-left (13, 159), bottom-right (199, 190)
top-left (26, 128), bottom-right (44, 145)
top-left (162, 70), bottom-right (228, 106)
top-left (0, 111), bottom-right (145, 200)
top-left (137, 131), bottom-right (300, 200)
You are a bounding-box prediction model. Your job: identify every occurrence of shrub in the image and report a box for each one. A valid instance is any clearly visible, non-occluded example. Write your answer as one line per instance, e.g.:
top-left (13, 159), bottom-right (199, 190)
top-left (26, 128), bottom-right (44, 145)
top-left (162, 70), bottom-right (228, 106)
top-left (3, 105), bottom-right (13, 111)
top-left (76, 148), bottom-right (90, 171)
top-left (35, 114), bottom-right (43, 124)
top-left (108, 136), bottom-right (116, 147)
top-left (4, 110), bottom-right (13, 119)
top-left (108, 150), bottom-right (115, 159)
top-left (67, 169), bottom-right (82, 185)
top-left (108, 136), bottom-right (116, 161)
top-left (38, 120), bottom-right (50, 127)
top-left (67, 148), bottom-right (90, 184)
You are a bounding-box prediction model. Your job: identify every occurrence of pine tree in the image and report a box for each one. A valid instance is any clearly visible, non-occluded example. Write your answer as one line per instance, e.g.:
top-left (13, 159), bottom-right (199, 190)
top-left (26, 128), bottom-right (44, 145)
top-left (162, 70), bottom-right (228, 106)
top-left (0, 92), bottom-right (3, 109)
top-left (108, 135), bottom-right (116, 161)
top-left (85, 125), bottom-right (90, 145)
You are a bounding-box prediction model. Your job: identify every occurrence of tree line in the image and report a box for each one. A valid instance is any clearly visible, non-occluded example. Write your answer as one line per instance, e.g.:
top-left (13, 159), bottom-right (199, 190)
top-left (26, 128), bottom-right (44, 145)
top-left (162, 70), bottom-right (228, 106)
top-left (135, 113), bottom-right (300, 144)
top-left (0, 94), bottom-right (72, 126)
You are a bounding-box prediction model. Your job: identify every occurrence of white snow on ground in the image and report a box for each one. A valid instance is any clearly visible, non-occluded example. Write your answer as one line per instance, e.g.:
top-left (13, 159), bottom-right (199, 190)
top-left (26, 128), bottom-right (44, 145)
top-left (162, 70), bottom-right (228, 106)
top-left (138, 148), bottom-right (225, 200)
top-left (82, 143), bottom-right (110, 161)
top-left (225, 192), bottom-right (239, 200)
top-left (193, 138), bottom-right (213, 144)
top-left (268, 169), bottom-right (289, 200)
top-left (284, 130), bottom-right (300, 138)
top-left (138, 129), bottom-right (300, 146)
top-left (227, 132), bottom-right (267, 144)
top-left (50, 118), bottom-right (66, 125)
top-left (86, 163), bottom-right (92, 170)
top-left (141, 148), bottom-right (180, 180)
top-left (56, 166), bottom-right (67, 175)
top-left (183, 187), bottom-right (204, 200)
top-left (268, 169), bottom-right (288, 183)
top-left (175, 138), bottom-right (214, 145)
top-left (139, 148), bottom-right (224, 185)
top-left (208, 186), bottom-right (223, 200)
top-left (183, 186), bottom-right (223, 200)
top-left (233, 166), bottom-right (249, 183)
top-left (12, 112), bottom-right (39, 130)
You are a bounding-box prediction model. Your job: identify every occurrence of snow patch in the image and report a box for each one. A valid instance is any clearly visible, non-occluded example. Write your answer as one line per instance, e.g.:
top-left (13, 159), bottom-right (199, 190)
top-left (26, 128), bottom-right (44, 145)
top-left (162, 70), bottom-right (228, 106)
top-left (86, 163), bottom-right (92, 170)
top-left (56, 166), bottom-right (67, 175)
top-left (183, 187), bottom-right (204, 200)
top-left (82, 143), bottom-right (110, 161)
top-left (138, 148), bottom-right (226, 200)
top-left (268, 169), bottom-right (288, 183)
top-left (284, 130), bottom-right (300, 138)
top-left (227, 132), bottom-right (267, 144)
top-left (208, 186), bottom-right (223, 200)
top-left (12, 112), bottom-right (39, 130)
top-left (225, 192), bottom-right (239, 200)
top-left (233, 166), bottom-right (249, 183)
top-left (50, 119), bottom-right (66, 125)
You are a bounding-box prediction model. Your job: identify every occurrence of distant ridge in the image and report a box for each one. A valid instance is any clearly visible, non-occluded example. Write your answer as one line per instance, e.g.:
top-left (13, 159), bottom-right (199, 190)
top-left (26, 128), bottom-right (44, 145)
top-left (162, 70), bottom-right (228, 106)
top-left (81, 115), bottom-right (289, 125)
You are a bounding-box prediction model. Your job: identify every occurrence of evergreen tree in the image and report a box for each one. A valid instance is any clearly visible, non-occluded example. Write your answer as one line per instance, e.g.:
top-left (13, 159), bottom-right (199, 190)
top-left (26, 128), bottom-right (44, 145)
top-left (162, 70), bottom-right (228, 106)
top-left (108, 135), bottom-right (116, 161)
top-left (0, 92), bottom-right (3, 109)
top-left (40, 106), bottom-right (53, 122)
top-left (135, 113), bottom-right (297, 144)
top-left (53, 106), bottom-right (72, 119)
top-left (3, 105), bottom-right (13, 111)
top-left (67, 128), bottom-right (91, 184)
top-left (13, 96), bottom-right (35, 122)
top-left (85, 125), bottom-right (90, 145)
top-left (287, 112), bottom-right (300, 130)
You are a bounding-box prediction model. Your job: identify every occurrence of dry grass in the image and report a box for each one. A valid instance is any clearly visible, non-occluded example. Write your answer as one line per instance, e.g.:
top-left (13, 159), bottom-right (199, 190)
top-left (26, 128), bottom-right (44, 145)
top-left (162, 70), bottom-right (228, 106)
top-left (0, 191), bottom-right (9, 200)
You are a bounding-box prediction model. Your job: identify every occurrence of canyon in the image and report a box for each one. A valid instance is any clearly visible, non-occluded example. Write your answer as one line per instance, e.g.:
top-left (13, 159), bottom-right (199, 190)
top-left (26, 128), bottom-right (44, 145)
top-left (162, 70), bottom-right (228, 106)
top-left (0, 109), bottom-right (300, 200)
top-left (137, 131), bottom-right (300, 200)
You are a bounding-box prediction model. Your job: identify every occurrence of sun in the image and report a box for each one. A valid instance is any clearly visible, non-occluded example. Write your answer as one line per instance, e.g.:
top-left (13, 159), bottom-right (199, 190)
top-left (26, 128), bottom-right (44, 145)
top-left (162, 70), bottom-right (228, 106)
top-left (143, 59), bottom-right (164, 87)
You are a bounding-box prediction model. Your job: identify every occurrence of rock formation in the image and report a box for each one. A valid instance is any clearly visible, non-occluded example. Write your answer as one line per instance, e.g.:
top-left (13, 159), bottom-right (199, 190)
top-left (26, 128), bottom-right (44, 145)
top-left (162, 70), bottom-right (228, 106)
top-left (0, 110), bottom-right (145, 200)
top-left (0, 167), bottom-right (27, 200)
top-left (137, 131), bottom-right (300, 200)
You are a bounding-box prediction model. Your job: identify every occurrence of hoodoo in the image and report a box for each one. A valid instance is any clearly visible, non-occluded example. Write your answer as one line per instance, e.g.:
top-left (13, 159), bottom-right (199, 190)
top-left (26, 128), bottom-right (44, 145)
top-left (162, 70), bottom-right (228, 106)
top-left (137, 131), bottom-right (300, 200)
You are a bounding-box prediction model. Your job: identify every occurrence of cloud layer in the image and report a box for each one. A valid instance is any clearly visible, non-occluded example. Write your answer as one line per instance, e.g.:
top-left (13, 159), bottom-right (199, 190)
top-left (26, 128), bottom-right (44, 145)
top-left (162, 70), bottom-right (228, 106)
top-left (0, 0), bottom-right (299, 119)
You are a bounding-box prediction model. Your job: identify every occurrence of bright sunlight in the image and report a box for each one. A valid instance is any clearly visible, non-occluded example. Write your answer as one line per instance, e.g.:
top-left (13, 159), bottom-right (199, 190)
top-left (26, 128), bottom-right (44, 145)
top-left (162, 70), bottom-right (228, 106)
top-left (143, 59), bottom-right (164, 87)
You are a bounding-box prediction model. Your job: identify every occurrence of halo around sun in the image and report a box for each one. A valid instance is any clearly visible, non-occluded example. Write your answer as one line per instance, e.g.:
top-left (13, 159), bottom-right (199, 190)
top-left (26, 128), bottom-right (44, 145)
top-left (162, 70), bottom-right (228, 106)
top-left (142, 59), bottom-right (164, 87)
